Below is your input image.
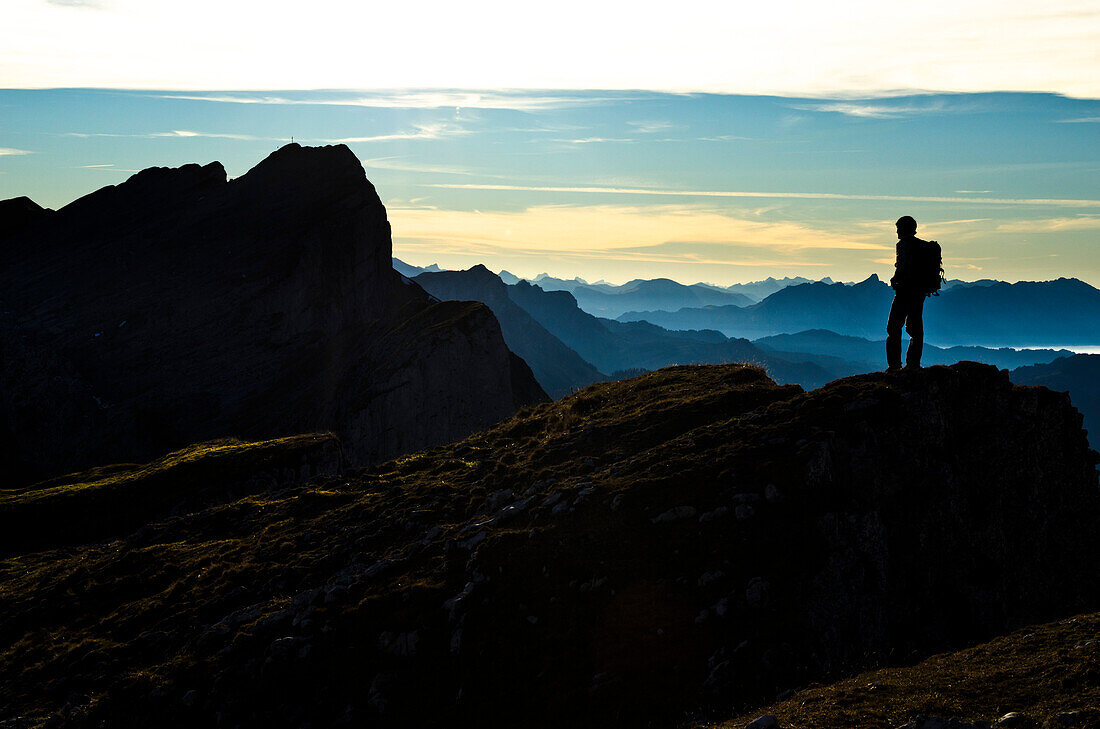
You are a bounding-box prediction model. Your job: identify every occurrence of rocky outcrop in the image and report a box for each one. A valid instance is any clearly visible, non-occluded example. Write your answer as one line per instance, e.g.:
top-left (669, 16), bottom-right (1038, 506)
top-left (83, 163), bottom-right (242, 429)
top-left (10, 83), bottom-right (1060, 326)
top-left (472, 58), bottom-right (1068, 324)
top-left (414, 265), bottom-right (606, 397)
top-left (1012, 354), bottom-right (1099, 448)
top-left (1, 363), bottom-right (1096, 728)
top-left (0, 144), bottom-right (545, 484)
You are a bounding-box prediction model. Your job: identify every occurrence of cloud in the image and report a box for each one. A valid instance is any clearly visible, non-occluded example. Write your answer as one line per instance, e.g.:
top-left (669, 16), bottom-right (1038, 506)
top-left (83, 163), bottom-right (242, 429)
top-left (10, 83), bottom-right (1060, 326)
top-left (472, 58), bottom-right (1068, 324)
top-left (153, 91), bottom-right (626, 111)
top-left (4, 3), bottom-right (1100, 96)
top-left (326, 122), bottom-right (469, 144)
top-left (551, 137), bottom-right (638, 144)
top-left (151, 130), bottom-right (264, 140)
top-left (423, 183), bottom-right (1100, 208)
top-left (696, 134), bottom-right (756, 142)
top-left (45, 0), bottom-right (102, 7)
top-left (0, 147), bottom-right (32, 156)
top-left (360, 156), bottom-right (501, 177)
top-left (387, 203), bottom-right (890, 259)
top-left (1057, 116), bottom-right (1100, 123)
top-left (995, 216), bottom-right (1100, 232)
top-left (627, 120), bottom-right (676, 134)
top-left (790, 99), bottom-right (951, 118)
top-left (74, 162), bottom-right (138, 172)
top-left (64, 130), bottom-right (271, 140)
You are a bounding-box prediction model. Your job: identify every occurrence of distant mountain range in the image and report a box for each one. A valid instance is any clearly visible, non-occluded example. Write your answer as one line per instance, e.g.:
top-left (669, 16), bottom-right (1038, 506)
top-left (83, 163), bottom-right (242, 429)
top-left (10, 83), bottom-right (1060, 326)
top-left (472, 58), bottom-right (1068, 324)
top-left (393, 260), bottom-right (831, 314)
top-left (395, 260), bottom-right (1098, 350)
top-left (525, 275), bottom-right (755, 317)
top-left (619, 274), bottom-right (1100, 347)
top-left (406, 263), bottom-right (1100, 448)
top-left (413, 266), bottom-right (837, 391)
top-left (755, 329), bottom-right (1074, 374)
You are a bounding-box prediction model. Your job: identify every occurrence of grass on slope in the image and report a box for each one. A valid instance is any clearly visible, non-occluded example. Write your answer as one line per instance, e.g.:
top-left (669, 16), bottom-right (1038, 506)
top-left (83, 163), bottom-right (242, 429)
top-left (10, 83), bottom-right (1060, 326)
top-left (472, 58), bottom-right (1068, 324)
top-left (0, 433), bottom-right (340, 553)
top-left (709, 612), bottom-right (1100, 729)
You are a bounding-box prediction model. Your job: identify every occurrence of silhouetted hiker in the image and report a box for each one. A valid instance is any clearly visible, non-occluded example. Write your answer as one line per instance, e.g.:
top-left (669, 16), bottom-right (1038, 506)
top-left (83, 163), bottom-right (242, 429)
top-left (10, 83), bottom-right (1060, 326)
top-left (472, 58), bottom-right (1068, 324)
top-left (887, 216), bottom-right (943, 371)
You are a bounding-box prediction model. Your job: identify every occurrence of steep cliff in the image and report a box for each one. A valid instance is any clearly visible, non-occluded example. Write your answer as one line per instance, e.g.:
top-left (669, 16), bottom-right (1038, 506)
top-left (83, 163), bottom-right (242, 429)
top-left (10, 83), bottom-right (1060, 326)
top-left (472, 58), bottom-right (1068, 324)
top-left (414, 265), bottom-right (605, 397)
top-left (1, 363), bottom-right (1096, 728)
top-left (1012, 354), bottom-right (1099, 449)
top-left (0, 144), bottom-right (545, 483)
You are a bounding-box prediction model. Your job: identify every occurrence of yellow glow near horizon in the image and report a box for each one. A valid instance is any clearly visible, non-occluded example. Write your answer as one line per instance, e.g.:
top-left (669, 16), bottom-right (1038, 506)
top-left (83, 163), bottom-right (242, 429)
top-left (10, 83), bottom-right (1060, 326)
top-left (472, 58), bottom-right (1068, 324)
top-left (2, 0), bottom-right (1099, 96)
top-left (387, 203), bottom-right (898, 282)
top-left (388, 204), bottom-right (889, 253)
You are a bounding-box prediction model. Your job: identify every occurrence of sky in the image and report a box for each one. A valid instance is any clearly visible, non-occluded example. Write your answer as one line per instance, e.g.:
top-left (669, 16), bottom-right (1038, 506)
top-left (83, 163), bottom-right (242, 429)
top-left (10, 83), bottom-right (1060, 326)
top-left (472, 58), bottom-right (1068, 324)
top-left (1, 1), bottom-right (1098, 286)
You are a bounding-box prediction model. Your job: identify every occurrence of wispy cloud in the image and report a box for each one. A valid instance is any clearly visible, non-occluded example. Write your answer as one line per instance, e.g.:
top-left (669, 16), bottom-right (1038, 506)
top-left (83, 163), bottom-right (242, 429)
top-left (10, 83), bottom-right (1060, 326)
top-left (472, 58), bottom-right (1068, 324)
top-left (325, 122), bottom-right (469, 144)
top-left (627, 120), bottom-right (676, 134)
top-left (154, 91), bottom-right (626, 111)
top-left (790, 99), bottom-right (951, 118)
top-left (74, 163), bottom-right (139, 172)
top-left (955, 190), bottom-right (992, 194)
top-left (696, 134), bottom-right (756, 142)
top-left (45, 0), bottom-right (102, 7)
top-left (64, 130), bottom-right (272, 140)
top-left (1057, 116), bottom-right (1100, 123)
top-left (551, 137), bottom-right (637, 144)
top-left (423, 183), bottom-right (1100, 208)
top-left (361, 156), bottom-right (505, 178)
top-left (996, 215), bottom-right (1100, 232)
top-left (0, 147), bottom-right (32, 156)
top-left (151, 130), bottom-right (262, 140)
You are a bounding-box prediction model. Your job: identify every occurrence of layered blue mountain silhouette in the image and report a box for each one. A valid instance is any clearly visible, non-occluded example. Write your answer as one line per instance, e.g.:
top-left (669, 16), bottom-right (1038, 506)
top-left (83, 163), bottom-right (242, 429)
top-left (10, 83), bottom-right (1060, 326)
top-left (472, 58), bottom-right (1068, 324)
top-left (413, 265), bottom-right (837, 391)
top-left (617, 274), bottom-right (1100, 347)
top-left (400, 260), bottom-right (1098, 447)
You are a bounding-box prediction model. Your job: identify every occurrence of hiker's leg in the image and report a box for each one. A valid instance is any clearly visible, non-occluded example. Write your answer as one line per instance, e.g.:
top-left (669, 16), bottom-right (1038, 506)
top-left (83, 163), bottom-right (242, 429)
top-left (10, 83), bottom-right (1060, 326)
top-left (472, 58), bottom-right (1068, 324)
top-left (905, 294), bottom-right (925, 368)
top-left (886, 292), bottom-right (905, 369)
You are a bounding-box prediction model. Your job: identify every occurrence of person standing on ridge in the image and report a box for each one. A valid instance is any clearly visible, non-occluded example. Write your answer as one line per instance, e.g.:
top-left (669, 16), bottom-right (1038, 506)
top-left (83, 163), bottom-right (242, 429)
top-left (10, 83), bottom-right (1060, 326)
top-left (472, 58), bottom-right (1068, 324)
top-left (886, 216), bottom-right (943, 372)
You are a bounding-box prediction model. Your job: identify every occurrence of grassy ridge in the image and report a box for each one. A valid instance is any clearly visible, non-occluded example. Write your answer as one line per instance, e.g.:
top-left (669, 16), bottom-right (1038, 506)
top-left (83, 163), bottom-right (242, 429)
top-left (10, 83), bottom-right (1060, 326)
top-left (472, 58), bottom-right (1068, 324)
top-left (0, 433), bottom-right (341, 553)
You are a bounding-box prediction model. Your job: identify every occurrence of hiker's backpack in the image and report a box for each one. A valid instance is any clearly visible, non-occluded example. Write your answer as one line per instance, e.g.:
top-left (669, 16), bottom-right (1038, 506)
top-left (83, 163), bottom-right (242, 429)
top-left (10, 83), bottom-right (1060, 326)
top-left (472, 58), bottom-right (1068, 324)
top-left (920, 240), bottom-right (945, 296)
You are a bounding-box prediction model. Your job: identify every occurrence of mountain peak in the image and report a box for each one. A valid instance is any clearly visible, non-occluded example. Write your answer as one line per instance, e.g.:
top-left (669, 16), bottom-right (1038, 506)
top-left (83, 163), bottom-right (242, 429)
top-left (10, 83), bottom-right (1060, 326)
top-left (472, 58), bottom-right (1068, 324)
top-left (58, 160), bottom-right (227, 221)
top-left (247, 143), bottom-right (360, 178)
top-left (0, 195), bottom-right (51, 240)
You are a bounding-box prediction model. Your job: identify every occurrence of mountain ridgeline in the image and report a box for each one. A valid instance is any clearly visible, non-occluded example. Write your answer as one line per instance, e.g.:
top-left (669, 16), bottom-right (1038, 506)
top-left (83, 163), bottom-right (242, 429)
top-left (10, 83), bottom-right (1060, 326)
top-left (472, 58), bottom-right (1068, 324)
top-left (617, 274), bottom-right (1100, 347)
top-left (413, 266), bottom-right (838, 393)
top-left (0, 144), bottom-right (545, 485)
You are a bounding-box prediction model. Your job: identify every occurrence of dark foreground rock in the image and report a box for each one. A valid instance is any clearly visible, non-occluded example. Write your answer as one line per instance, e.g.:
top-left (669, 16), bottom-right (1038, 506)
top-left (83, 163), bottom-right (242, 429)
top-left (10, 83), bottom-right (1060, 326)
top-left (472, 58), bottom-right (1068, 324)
top-left (0, 144), bottom-right (545, 486)
top-left (712, 611), bottom-right (1100, 729)
top-left (0, 363), bottom-right (1097, 728)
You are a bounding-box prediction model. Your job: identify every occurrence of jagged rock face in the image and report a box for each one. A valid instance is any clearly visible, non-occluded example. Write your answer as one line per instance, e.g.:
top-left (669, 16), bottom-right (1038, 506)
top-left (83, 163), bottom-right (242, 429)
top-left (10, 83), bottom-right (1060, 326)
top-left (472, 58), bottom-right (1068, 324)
top-left (0, 144), bottom-right (545, 483)
top-left (1, 363), bottom-right (1095, 728)
top-left (414, 265), bottom-right (606, 398)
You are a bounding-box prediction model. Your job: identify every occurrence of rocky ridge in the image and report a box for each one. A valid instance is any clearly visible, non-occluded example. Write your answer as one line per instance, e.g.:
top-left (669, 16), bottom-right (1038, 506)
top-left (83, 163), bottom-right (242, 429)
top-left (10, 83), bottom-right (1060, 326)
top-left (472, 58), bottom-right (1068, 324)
top-left (0, 363), bottom-right (1096, 728)
top-left (0, 144), bottom-right (545, 485)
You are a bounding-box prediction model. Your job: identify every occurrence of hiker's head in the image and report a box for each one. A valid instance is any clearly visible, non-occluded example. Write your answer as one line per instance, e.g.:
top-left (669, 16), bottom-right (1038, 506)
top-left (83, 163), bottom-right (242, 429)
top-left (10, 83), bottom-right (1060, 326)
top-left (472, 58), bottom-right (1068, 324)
top-left (895, 216), bottom-right (917, 237)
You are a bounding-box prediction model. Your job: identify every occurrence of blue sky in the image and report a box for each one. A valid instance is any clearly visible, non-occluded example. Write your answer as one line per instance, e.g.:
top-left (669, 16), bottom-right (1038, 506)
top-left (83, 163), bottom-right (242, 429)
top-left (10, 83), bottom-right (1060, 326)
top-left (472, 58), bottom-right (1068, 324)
top-left (2, 89), bottom-right (1096, 285)
top-left (2, 0), bottom-right (1098, 285)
